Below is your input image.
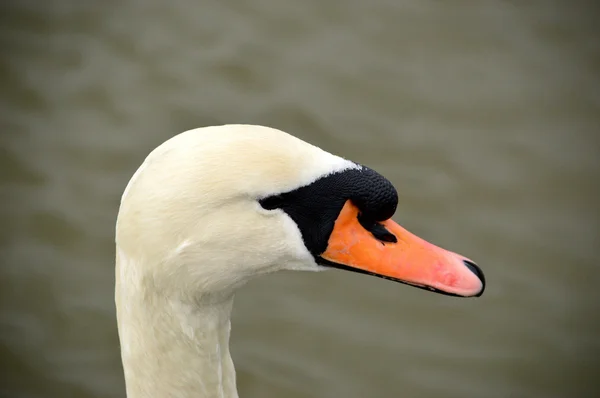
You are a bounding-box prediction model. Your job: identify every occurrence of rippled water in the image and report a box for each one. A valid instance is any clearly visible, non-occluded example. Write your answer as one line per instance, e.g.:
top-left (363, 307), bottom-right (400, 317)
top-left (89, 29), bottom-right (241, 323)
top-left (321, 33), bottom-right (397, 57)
top-left (1, 1), bottom-right (599, 397)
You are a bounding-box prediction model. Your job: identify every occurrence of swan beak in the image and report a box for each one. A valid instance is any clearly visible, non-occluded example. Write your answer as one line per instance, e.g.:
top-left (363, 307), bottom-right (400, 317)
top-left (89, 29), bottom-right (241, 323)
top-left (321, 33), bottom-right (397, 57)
top-left (320, 201), bottom-right (485, 297)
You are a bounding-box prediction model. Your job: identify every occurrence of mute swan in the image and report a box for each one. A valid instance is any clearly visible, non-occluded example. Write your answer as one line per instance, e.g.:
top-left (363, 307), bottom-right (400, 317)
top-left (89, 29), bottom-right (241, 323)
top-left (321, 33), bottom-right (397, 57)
top-left (115, 124), bottom-right (485, 398)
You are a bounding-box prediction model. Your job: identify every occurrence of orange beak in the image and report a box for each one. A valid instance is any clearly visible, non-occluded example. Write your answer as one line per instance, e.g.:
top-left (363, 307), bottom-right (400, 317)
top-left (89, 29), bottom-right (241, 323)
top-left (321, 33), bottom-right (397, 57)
top-left (320, 201), bottom-right (485, 297)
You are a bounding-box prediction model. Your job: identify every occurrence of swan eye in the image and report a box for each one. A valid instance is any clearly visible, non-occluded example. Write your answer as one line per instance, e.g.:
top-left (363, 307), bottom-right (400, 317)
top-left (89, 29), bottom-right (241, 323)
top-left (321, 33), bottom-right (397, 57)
top-left (259, 194), bottom-right (284, 210)
top-left (357, 214), bottom-right (397, 243)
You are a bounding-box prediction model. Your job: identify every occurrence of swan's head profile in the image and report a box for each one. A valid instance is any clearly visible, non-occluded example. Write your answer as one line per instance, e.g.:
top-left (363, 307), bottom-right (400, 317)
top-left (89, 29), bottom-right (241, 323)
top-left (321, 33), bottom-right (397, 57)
top-left (116, 124), bottom-right (485, 302)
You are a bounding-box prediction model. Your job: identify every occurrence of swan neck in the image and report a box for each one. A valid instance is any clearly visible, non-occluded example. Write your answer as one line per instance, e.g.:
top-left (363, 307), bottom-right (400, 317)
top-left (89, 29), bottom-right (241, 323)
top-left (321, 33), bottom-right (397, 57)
top-left (117, 294), bottom-right (238, 398)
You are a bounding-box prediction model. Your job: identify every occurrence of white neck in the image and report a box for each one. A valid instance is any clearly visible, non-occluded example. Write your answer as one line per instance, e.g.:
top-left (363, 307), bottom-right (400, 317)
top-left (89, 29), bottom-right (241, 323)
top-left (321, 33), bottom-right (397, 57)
top-left (117, 291), bottom-right (239, 398)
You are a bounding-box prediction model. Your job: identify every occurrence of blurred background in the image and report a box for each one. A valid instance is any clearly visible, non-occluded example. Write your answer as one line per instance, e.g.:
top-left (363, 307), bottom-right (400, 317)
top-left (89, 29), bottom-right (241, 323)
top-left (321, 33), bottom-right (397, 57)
top-left (1, 1), bottom-right (599, 397)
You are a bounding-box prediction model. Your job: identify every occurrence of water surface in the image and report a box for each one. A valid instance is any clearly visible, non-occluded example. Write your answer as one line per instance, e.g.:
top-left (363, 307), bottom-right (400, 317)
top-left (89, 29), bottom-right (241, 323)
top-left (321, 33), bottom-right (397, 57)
top-left (1, 1), bottom-right (599, 397)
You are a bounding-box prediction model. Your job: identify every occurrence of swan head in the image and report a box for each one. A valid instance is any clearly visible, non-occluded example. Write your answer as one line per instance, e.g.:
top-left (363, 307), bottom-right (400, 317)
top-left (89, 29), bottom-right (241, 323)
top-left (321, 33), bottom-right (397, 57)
top-left (116, 124), bottom-right (485, 301)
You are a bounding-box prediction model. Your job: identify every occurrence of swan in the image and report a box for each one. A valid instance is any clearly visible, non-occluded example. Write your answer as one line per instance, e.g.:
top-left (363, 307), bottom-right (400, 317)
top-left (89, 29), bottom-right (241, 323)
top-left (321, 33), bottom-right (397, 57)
top-left (115, 124), bottom-right (485, 398)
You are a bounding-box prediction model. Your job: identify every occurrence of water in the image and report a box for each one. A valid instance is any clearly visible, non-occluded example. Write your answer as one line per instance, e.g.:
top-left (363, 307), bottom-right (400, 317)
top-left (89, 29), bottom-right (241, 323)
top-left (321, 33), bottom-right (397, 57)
top-left (1, 1), bottom-right (599, 397)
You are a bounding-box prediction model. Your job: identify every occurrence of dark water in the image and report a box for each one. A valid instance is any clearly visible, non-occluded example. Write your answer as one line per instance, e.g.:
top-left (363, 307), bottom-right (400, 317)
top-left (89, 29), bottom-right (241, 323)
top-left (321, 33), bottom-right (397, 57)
top-left (1, 1), bottom-right (599, 397)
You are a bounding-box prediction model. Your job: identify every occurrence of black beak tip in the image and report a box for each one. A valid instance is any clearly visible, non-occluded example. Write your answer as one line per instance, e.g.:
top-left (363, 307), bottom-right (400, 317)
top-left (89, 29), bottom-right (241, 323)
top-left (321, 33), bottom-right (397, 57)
top-left (463, 259), bottom-right (486, 297)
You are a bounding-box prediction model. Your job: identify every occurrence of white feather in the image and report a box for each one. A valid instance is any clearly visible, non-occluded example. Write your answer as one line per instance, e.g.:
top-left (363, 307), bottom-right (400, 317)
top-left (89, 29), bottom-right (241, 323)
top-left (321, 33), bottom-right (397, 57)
top-left (115, 125), bottom-right (355, 398)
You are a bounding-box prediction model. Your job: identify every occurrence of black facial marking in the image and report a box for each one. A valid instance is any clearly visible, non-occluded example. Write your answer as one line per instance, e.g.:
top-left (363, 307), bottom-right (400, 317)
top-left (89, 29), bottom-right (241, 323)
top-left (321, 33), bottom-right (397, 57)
top-left (258, 165), bottom-right (398, 258)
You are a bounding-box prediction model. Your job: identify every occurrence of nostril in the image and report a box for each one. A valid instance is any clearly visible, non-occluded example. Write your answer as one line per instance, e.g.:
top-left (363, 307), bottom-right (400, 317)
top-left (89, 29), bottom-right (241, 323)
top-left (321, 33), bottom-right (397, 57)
top-left (463, 259), bottom-right (486, 296)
